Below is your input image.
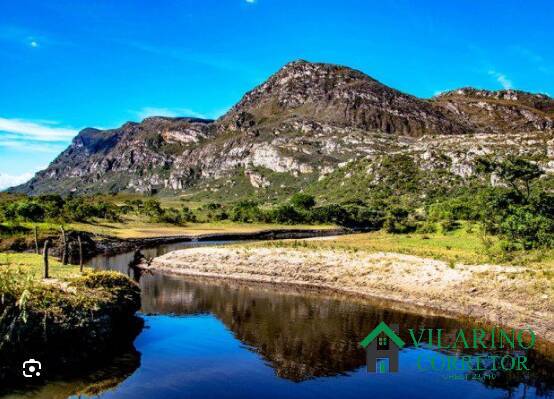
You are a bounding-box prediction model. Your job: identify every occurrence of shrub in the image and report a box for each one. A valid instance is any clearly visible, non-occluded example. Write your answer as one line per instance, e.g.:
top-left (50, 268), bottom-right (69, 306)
top-left (290, 193), bottom-right (316, 210)
top-left (181, 206), bottom-right (197, 223)
top-left (383, 206), bottom-right (416, 234)
top-left (417, 222), bottom-right (437, 234)
top-left (230, 200), bottom-right (263, 223)
top-left (270, 204), bottom-right (305, 224)
top-left (440, 219), bottom-right (461, 233)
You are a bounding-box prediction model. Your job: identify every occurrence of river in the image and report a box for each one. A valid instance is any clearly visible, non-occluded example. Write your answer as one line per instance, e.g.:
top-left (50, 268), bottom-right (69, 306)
top-left (3, 240), bottom-right (553, 398)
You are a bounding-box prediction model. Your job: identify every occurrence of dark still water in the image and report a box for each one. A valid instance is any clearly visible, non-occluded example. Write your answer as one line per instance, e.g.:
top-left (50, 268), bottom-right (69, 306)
top-left (4, 242), bottom-right (554, 399)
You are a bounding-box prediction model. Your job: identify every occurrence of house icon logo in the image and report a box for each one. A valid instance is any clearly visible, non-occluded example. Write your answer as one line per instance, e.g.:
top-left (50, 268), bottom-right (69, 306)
top-left (360, 322), bottom-right (405, 373)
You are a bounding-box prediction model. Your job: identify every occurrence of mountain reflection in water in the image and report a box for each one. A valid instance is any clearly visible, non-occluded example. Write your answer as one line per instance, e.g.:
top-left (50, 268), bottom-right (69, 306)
top-left (140, 272), bottom-right (554, 391)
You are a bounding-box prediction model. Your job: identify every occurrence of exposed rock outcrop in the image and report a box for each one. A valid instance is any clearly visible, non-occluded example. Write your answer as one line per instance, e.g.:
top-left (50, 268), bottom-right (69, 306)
top-left (9, 60), bottom-right (553, 196)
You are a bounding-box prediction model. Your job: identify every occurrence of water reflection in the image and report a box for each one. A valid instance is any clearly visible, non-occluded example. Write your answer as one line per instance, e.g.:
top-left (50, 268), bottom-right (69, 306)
top-left (3, 242), bottom-right (552, 398)
top-left (138, 273), bottom-right (554, 393)
top-left (88, 240), bottom-right (236, 281)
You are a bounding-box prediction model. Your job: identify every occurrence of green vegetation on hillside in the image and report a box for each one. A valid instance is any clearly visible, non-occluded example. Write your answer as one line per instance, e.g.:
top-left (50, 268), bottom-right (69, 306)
top-left (1, 156), bottom-right (552, 260)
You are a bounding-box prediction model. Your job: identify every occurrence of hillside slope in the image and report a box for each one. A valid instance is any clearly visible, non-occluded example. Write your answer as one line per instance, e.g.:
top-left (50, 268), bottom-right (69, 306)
top-left (10, 60), bottom-right (554, 198)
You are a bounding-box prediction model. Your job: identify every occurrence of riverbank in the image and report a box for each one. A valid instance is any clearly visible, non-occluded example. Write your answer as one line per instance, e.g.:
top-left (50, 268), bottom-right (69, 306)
top-left (0, 253), bottom-right (142, 389)
top-left (144, 244), bottom-right (554, 343)
top-left (0, 222), bottom-right (346, 260)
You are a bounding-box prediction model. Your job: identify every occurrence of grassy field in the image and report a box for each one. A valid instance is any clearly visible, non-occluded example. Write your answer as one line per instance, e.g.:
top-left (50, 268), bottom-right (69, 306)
top-left (0, 252), bottom-right (89, 279)
top-left (66, 219), bottom-right (336, 239)
top-left (248, 226), bottom-right (554, 267)
top-left (1, 217), bottom-right (336, 241)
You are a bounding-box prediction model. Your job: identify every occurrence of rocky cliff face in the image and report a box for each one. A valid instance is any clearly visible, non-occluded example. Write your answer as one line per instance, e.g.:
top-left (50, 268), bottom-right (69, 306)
top-left (10, 60), bottom-right (554, 197)
top-left (218, 60), bottom-right (469, 136)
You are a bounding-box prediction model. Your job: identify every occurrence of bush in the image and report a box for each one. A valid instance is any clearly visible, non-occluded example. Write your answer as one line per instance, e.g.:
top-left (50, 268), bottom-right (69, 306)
top-left (440, 219), bottom-right (461, 233)
top-left (290, 193), bottom-right (316, 210)
top-left (230, 200), bottom-right (263, 223)
top-left (270, 204), bottom-right (305, 224)
top-left (417, 222), bottom-right (437, 234)
top-left (181, 206), bottom-right (197, 223)
top-left (158, 208), bottom-right (184, 225)
top-left (499, 206), bottom-right (553, 249)
top-left (16, 202), bottom-right (45, 222)
top-left (141, 199), bottom-right (164, 221)
top-left (383, 207), bottom-right (416, 234)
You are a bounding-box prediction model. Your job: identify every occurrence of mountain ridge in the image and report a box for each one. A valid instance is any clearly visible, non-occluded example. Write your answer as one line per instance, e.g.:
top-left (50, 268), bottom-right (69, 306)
top-left (9, 60), bottom-right (554, 197)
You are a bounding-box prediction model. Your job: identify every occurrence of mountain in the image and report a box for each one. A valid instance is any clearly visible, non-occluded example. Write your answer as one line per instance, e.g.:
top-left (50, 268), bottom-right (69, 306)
top-left (10, 60), bottom-right (554, 198)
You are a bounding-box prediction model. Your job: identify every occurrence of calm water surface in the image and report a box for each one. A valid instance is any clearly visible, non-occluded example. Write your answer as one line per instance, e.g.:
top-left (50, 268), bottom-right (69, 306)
top-left (4, 241), bottom-right (553, 399)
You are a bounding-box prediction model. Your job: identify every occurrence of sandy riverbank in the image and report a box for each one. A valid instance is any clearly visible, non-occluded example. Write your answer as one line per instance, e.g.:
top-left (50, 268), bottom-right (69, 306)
top-left (144, 246), bottom-right (554, 343)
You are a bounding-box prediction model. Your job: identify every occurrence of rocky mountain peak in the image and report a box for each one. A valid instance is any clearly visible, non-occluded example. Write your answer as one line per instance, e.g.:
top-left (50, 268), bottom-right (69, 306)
top-left (8, 60), bottom-right (553, 196)
top-left (219, 60), bottom-right (467, 136)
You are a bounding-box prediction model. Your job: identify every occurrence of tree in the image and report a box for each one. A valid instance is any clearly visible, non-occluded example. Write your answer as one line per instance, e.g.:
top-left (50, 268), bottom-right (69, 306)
top-left (476, 156), bottom-right (543, 201)
top-left (383, 206), bottom-right (416, 234)
top-left (475, 156), bottom-right (552, 250)
top-left (290, 193), bottom-right (316, 210)
top-left (16, 202), bottom-right (45, 222)
top-left (142, 199), bottom-right (164, 221)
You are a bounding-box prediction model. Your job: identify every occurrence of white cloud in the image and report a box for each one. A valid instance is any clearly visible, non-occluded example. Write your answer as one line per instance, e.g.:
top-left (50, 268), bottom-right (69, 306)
top-left (0, 139), bottom-right (65, 153)
top-left (488, 70), bottom-right (513, 90)
top-left (29, 40), bottom-right (38, 48)
top-left (135, 107), bottom-right (208, 120)
top-left (245, 0), bottom-right (256, 3)
top-left (0, 171), bottom-right (34, 190)
top-left (0, 117), bottom-right (78, 142)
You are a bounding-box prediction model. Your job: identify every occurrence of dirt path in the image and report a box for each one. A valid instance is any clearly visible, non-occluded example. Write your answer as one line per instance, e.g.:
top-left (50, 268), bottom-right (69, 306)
top-left (145, 246), bottom-right (554, 343)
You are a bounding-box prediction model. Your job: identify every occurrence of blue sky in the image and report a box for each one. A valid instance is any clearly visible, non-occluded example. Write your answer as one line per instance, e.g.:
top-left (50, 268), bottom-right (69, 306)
top-left (1, 0), bottom-right (553, 188)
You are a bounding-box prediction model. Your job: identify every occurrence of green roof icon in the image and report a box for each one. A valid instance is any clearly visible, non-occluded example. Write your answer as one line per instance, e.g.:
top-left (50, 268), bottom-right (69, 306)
top-left (360, 321), bottom-right (405, 349)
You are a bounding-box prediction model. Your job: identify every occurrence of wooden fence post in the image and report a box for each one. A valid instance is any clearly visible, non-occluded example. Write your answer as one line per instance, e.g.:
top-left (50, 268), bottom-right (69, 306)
top-left (60, 226), bottom-right (68, 265)
top-left (78, 234), bottom-right (83, 273)
top-left (43, 239), bottom-right (50, 279)
top-left (34, 226), bottom-right (39, 254)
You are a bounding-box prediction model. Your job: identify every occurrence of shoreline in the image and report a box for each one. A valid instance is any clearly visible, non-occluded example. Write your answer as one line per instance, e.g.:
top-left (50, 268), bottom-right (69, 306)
top-left (142, 245), bottom-right (554, 344)
top-left (2, 226), bottom-right (349, 261)
top-left (94, 227), bottom-right (349, 257)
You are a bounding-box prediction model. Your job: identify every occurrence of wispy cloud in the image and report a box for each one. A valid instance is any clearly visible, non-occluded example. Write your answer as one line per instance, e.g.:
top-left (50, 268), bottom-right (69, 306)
top-left (245, 0), bottom-right (256, 3)
top-left (0, 139), bottom-right (65, 153)
top-left (0, 171), bottom-right (34, 190)
top-left (488, 70), bottom-right (513, 89)
top-left (135, 107), bottom-right (209, 120)
top-left (0, 117), bottom-right (78, 142)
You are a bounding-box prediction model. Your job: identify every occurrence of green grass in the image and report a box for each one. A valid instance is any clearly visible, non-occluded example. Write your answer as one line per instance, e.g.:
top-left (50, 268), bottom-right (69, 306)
top-left (249, 226), bottom-right (554, 267)
top-left (2, 217), bottom-right (335, 240)
top-left (0, 253), bottom-right (138, 318)
top-left (0, 252), bottom-right (89, 279)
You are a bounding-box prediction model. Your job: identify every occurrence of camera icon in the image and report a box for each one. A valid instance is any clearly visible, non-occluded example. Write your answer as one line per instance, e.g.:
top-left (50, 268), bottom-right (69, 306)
top-left (22, 359), bottom-right (42, 378)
